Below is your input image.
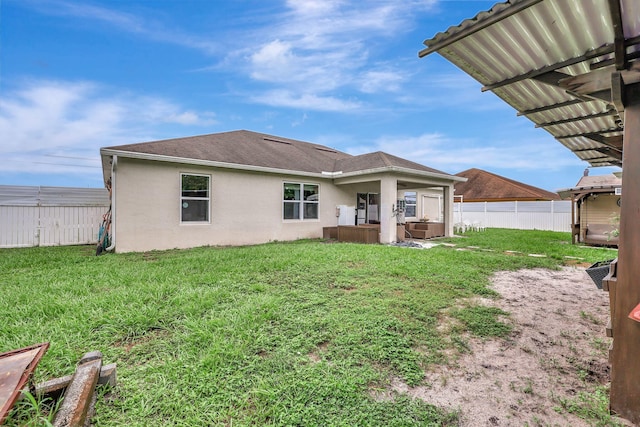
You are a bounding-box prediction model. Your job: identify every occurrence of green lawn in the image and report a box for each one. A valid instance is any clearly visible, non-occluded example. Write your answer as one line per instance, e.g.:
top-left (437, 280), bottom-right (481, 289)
top-left (0, 229), bottom-right (618, 426)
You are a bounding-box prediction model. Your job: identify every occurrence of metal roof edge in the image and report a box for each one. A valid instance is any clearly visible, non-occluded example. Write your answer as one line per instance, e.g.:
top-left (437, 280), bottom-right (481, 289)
top-left (419, 0), bottom-right (543, 58)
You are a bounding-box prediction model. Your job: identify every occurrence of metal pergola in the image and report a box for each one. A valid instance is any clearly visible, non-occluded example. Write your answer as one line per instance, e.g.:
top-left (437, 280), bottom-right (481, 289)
top-left (420, 0), bottom-right (640, 421)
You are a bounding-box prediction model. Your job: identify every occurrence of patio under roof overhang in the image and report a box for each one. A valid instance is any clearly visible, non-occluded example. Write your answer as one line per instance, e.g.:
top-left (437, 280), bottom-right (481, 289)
top-left (419, 0), bottom-right (640, 422)
top-left (331, 168), bottom-right (465, 243)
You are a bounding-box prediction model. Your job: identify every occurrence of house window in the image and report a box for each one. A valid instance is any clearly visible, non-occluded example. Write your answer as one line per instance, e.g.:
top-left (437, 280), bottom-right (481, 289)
top-left (283, 182), bottom-right (318, 220)
top-left (404, 191), bottom-right (417, 217)
top-left (181, 174), bottom-right (210, 222)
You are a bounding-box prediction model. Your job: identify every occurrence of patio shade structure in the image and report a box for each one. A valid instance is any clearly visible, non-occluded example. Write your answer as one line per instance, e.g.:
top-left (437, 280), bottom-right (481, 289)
top-left (419, 0), bottom-right (640, 422)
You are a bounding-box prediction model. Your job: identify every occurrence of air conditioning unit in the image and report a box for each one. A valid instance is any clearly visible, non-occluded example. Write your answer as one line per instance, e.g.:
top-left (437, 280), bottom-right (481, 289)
top-left (396, 199), bottom-right (406, 224)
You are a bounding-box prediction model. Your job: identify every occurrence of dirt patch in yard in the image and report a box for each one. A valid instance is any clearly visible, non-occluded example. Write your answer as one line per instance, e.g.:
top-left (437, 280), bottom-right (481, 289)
top-left (386, 267), bottom-right (632, 426)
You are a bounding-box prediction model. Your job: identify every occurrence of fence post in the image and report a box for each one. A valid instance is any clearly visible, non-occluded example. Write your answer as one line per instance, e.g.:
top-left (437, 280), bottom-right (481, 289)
top-left (36, 186), bottom-right (42, 247)
top-left (484, 201), bottom-right (487, 226)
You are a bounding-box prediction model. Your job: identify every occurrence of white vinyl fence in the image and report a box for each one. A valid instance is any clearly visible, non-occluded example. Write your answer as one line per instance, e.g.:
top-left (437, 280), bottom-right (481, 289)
top-left (454, 200), bottom-right (572, 232)
top-left (0, 186), bottom-right (110, 248)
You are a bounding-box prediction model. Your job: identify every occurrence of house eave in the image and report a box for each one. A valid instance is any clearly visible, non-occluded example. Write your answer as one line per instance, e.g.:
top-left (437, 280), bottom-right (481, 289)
top-left (335, 166), bottom-right (466, 183)
top-left (100, 148), bottom-right (329, 179)
top-left (100, 149), bottom-right (464, 184)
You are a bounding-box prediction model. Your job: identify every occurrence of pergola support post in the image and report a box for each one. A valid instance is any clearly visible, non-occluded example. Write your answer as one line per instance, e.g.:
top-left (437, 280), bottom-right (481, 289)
top-left (609, 83), bottom-right (640, 422)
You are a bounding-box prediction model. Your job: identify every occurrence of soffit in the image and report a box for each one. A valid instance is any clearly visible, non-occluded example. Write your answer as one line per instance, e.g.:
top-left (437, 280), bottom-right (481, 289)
top-left (419, 0), bottom-right (640, 168)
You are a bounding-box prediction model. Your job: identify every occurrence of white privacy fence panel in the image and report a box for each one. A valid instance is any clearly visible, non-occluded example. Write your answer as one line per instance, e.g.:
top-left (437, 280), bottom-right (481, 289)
top-left (0, 206), bottom-right (39, 247)
top-left (0, 186), bottom-right (109, 248)
top-left (454, 201), bottom-right (572, 232)
top-left (38, 206), bottom-right (108, 246)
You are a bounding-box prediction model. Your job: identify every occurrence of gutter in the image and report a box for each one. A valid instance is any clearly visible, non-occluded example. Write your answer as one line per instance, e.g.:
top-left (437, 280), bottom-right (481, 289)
top-left (105, 155), bottom-right (117, 252)
top-left (333, 166), bottom-right (468, 183)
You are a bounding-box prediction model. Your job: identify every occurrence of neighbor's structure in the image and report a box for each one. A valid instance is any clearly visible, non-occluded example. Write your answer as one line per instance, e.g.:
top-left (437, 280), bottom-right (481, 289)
top-left (558, 171), bottom-right (621, 246)
top-left (419, 0), bottom-right (640, 421)
top-left (453, 168), bottom-right (567, 232)
top-left (454, 168), bottom-right (560, 203)
top-left (99, 130), bottom-right (464, 252)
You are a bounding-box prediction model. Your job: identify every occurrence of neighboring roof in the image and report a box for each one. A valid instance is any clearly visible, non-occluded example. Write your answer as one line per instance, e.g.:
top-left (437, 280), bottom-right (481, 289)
top-left (419, 0), bottom-right (640, 168)
top-left (557, 173), bottom-right (622, 199)
top-left (101, 130), bottom-right (460, 181)
top-left (574, 173), bottom-right (622, 189)
top-left (454, 168), bottom-right (561, 201)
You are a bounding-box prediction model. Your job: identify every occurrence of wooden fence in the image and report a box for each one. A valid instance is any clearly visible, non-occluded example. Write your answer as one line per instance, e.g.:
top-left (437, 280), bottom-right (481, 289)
top-left (0, 186), bottom-right (109, 248)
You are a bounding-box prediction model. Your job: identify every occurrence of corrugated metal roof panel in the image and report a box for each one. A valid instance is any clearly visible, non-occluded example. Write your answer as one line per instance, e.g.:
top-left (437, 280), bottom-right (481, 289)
top-left (0, 186), bottom-right (40, 206)
top-left (0, 186), bottom-right (109, 207)
top-left (420, 0), bottom-right (638, 168)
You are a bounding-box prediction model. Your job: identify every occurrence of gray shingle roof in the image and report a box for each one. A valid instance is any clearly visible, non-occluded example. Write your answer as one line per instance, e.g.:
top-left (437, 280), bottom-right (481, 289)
top-left (102, 130), bottom-right (451, 177)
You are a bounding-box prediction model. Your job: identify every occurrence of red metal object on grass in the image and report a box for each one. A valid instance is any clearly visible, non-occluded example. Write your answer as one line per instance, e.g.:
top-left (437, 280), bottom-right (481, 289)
top-left (0, 342), bottom-right (49, 424)
top-left (629, 303), bottom-right (640, 323)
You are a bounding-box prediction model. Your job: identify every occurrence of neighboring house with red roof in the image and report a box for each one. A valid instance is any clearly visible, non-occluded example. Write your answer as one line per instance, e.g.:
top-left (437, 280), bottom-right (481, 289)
top-left (557, 171), bottom-right (621, 247)
top-left (452, 168), bottom-right (568, 232)
top-left (454, 168), bottom-right (561, 202)
top-left (99, 130), bottom-right (465, 252)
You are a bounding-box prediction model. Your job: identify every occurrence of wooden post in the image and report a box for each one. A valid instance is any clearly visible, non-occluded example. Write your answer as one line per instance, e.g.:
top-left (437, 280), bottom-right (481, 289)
top-left (570, 194), bottom-right (576, 244)
top-left (609, 84), bottom-right (640, 422)
top-left (53, 351), bottom-right (103, 427)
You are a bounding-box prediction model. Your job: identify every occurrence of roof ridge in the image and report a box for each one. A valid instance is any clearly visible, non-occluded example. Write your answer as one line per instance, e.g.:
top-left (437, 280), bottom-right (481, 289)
top-left (377, 151), bottom-right (393, 167)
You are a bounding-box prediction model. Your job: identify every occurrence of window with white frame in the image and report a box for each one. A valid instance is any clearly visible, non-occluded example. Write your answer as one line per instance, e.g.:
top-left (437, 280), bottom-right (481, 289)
top-left (283, 182), bottom-right (319, 220)
top-left (181, 173), bottom-right (210, 222)
top-left (404, 191), bottom-right (417, 217)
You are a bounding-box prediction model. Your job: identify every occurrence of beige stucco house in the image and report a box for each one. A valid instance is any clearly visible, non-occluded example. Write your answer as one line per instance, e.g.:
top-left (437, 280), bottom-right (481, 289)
top-left (99, 130), bottom-right (464, 252)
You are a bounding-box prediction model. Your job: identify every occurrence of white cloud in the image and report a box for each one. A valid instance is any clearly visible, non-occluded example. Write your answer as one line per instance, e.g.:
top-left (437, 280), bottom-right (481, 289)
top-left (242, 1), bottom-right (434, 110)
top-left (346, 132), bottom-right (581, 174)
top-left (397, 71), bottom-right (508, 112)
top-left (291, 112), bottom-right (308, 127)
top-left (285, 0), bottom-right (340, 17)
top-left (18, 0), bottom-right (220, 54)
top-left (164, 111), bottom-right (216, 126)
top-left (251, 90), bottom-right (361, 112)
top-left (19, 1), bottom-right (436, 112)
top-left (359, 69), bottom-right (405, 94)
top-left (0, 79), bottom-right (217, 175)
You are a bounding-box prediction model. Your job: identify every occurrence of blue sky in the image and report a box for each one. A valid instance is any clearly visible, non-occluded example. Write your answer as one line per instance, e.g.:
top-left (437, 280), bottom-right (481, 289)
top-left (0, 0), bottom-right (620, 191)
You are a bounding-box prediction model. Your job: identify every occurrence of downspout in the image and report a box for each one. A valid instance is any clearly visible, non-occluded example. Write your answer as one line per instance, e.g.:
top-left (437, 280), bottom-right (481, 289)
top-left (105, 155), bottom-right (117, 252)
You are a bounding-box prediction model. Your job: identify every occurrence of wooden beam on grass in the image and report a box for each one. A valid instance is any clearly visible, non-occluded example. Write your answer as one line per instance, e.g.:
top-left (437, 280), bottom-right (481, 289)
top-left (53, 352), bottom-right (102, 427)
